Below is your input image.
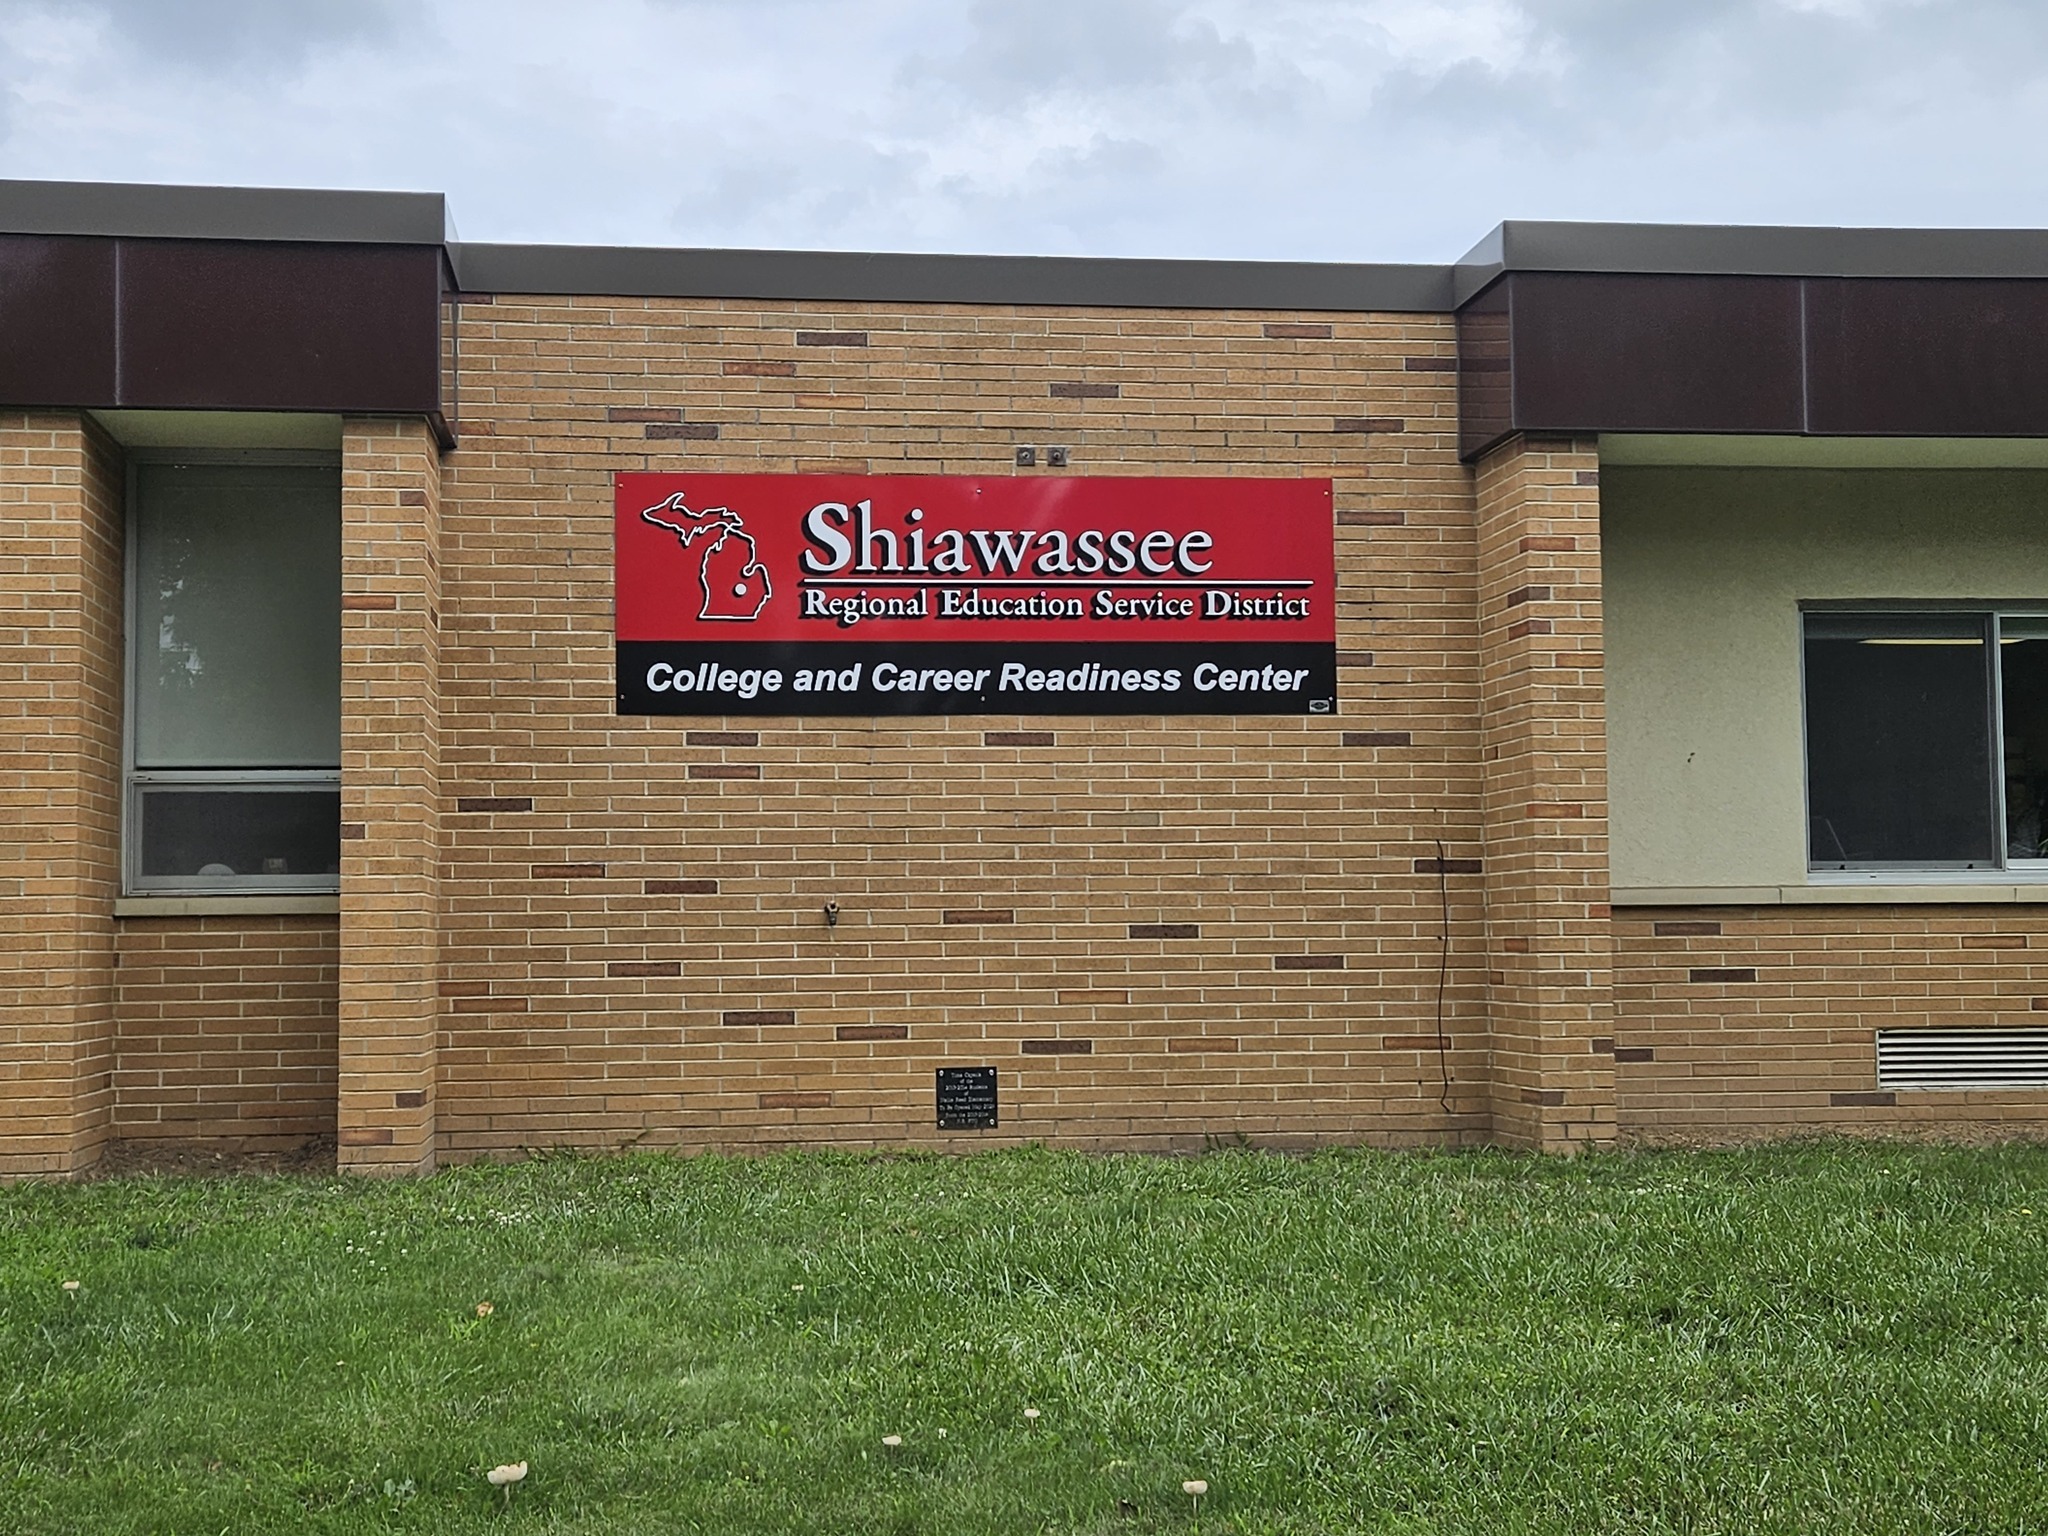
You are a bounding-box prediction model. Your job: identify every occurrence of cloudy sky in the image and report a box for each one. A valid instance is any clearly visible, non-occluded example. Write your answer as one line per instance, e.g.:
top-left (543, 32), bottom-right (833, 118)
top-left (2, 0), bottom-right (2044, 261)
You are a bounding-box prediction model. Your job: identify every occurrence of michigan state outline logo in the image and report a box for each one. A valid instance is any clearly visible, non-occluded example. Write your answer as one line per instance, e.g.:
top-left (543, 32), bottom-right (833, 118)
top-left (639, 491), bottom-right (772, 621)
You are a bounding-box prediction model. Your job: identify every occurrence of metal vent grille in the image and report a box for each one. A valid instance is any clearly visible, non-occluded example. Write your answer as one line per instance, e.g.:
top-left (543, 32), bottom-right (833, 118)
top-left (1875, 1028), bottom-right (2048, 1090)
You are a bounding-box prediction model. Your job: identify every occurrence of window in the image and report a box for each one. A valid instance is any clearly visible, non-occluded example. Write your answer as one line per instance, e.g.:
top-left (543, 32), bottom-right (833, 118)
top-left (126, 459), bottom-right (342, 893)
top-left (1804, 608), bottom-right (2048, 873)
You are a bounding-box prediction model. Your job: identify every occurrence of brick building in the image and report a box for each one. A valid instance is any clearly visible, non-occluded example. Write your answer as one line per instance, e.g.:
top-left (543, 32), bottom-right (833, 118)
top-left (7, 179), bottom-right (2048, 1177)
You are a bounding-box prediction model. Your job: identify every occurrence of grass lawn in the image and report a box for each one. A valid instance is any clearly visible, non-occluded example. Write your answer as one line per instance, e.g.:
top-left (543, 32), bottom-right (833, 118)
top-left (5, 1142), bottom-right (2048, 1534)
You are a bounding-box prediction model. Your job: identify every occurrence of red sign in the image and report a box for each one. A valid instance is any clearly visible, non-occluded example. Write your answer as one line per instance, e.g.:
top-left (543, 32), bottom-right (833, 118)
top-left (614, 473), bottom-right (1336, 715)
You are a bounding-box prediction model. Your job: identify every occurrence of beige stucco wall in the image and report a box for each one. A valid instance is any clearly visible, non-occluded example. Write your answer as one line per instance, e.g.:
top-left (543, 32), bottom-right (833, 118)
top-left (1604, 466), bottom-right (2048, 894)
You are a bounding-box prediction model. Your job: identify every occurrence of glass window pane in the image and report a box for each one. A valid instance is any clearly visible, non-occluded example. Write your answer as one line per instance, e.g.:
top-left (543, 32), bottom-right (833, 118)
top-left (2001, 617), bottom-right (2048, 860)
top-left (1804, 612), bottom-right (1998, 867)
top-left (137, 788), bottom-right (341, 881)
top-left (132, 463), bottom-right (341, 768)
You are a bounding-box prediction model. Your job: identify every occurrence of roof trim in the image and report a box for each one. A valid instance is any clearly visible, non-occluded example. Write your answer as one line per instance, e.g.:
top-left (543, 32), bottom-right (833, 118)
top-left (1454, 219), bottom-right (2048, 304)
top-left (10, 181), bottom-right (2048, 313)
top-left (0, 178), bottom-right (448, 246)
top-left (448, 242), bottom-right (1454, 312)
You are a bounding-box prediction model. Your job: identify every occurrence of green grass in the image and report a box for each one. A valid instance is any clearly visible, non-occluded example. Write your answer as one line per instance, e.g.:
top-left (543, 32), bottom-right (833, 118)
top-left (6, 1142), bottom-right (2048, 1533)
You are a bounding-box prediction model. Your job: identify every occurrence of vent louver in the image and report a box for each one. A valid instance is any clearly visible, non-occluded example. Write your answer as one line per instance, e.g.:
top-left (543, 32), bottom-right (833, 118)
top-left (1875, 1028), bottom-right (2048, 1090)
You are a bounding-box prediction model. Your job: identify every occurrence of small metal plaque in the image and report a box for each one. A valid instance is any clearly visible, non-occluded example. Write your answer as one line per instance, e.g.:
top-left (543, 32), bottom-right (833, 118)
top-left (936, 1066), bottom-right (998, 1130)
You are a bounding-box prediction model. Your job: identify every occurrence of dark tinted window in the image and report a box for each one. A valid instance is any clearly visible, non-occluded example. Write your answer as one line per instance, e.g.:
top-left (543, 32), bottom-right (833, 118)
top-left (1805, 612), bottom-right (1997, 867)
top-left (2001, 618), bottom-right (2048, 861)
top-left (137, 788), bottom-right (342, 881)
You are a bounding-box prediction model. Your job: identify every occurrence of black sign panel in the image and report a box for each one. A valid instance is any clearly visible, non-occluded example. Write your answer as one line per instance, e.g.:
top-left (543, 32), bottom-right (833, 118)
top-left (618, 639), bottom-right (1336, 716)
top-left (936, 1066), bottom-right (999, 1130)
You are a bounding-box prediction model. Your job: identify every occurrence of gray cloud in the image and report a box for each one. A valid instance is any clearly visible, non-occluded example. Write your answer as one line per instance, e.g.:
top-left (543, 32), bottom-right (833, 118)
top-left (4, 0), bottom-right (2048, 260)
top-left (912, 0), bottom-right (1254, 101)
top-left (54, 0), bottom-right (406, 68)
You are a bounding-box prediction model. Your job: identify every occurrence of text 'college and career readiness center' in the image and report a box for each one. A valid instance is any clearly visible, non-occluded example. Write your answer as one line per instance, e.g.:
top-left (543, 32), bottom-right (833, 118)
top-left (613, 473), bottom-right (1339, 716)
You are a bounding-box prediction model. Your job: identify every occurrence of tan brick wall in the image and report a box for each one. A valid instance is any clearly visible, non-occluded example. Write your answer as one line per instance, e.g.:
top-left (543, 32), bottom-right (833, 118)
top-left (1474, 435), bottom-right (1615, 1149)
top-left (0, 412), bottom-right (123, 1177)
top-left (337, 419), bottom-right (443, 1172)
top-left (434, 297), bottom-right (1494, 1157)
top-left (1616, 906), bottom-right (2048, 1141)
top-left (113, 917), bottom-right (339, 1143)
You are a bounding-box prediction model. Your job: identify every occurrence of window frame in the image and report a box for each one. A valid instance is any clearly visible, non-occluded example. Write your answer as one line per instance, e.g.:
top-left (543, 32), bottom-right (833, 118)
top-left (121, 448), bottom-right (344, 898)
top-left (1800, 601), bottom-right (2048, 882)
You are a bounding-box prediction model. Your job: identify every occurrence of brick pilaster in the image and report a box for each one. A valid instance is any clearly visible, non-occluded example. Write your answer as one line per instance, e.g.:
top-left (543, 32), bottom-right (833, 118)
top-left (0, 413), bottom-right (123, 1178)
top-left (1475, 434), bottom-right (1615, 1149)
top-left (337, 419), bottom-right (443, 1173)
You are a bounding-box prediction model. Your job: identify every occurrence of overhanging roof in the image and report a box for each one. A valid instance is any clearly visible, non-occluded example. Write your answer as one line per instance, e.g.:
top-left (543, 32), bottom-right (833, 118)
top-left (10, 177), bottom-right (2048, 313)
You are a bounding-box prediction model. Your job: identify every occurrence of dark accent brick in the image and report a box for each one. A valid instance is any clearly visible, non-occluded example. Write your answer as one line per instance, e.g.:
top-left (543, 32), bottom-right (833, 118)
top-left (836, 1024), bottom-right (910, 1041)
top-left (689, 764), bottom-right (761, 779)
top-left (2031, 997), bottom-right (2048, 1010)
top-left (451, 995), bottom-right (527, 1013)
top-left (1521, 535), bottom-right (1577, 552)
top-left (1332, 416), bottom-right (1405, 433)
top-left (1021, 1038), bottom-right (1093, 1055)
top-left (760, 1091), bottom-right (831, 1109)
top-left (724, 360), bottom-right (797, 376)
top-left (1690, 967), bottom-right (1758, 983)
top-left (341, 593), bottom-right (397, 611)
top-left (1613, 1046), bottom-right (1656, 1063)
top-left (985, 730), bottom-right (1056, 746)
top-left (1336, 510), bottom-right (1405, 525)
top-left (1576, 469), bottom-right (1601, 486)
top-left (532, 862), bottom-right (605, 879)
top-left (1337, 650), bottom-right (1376, 666)
top-left (1504, 585), bottom-right (1552, 607)
top-left (1050, 381), bottom-right (1120, 398)
top-left (1382, 1035), bottom-right (1453, 1051)
top-left (943, 908), bottom-right (1015, 924)
top-left (645, 878), bottom-right (718, 895)
top-left (687, 730), bottom-right (760, 747)
top-left (394, 1090), bottom-right (426, 1109)
top-left (1405, 356), bottom-right (1458, 372)
top-left (1654, 920), bottom-right (1722, 936)
top-left (453, 291), bottom-right (494, 303)
top-left (1264, 322), bottom-right (1333, 339)
top-left (456, 796), bottom-right (533, 813)
top-left (607, 406), bottom-right (681, 422)
top-left (646, 422), bottom-right (719, 440)
top-left (1590, 1037), bottom-right (1615, 1054)
top-left (340, 822), bottom-right (366, 840)
top-left (1275, 954), bottom-right (1345, 970)
top-left (1343, 730), bottom-right (1411, 747)
top-left (1832, 1091), bottom-right (1897, 1107)
top-left (1129, 923), bottom-right (1199, 939)
top-left (724, 1009), bottom-right (797, 1027)
top-left (1414, 857), bottom-right (1482, 874)
top-left (608, 960), bottom-right (682, 978)
top-left (1521, 1088), bottom-right (1566, 1106)
top-left (795, 330), bottom-right (868, 347)
top-left (439, 980), bottom-right (491, 998)
top-left (1507, 618), bottom-right (1553, 639)
top-left (398, 489), bottom-right (428, 507)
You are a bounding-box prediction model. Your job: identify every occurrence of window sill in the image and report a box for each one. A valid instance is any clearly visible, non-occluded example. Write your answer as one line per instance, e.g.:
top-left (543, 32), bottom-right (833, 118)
top-left (115, 895), bottom-right (341, 918)
top-left (1614, 883), bottom-right (2048, 907)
